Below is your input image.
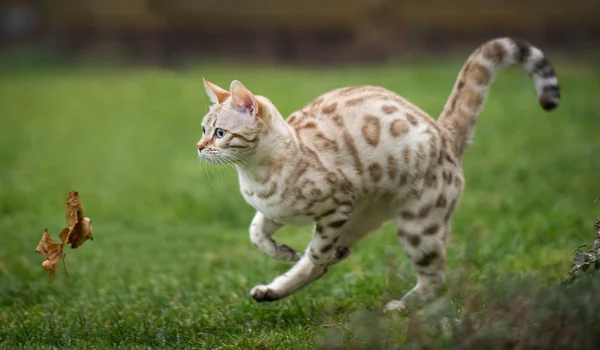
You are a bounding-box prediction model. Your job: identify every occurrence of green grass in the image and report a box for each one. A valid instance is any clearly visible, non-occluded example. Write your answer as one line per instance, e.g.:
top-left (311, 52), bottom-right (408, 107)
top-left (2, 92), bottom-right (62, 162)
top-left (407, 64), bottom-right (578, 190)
top-left (0, 58), bottom-right (599, 349)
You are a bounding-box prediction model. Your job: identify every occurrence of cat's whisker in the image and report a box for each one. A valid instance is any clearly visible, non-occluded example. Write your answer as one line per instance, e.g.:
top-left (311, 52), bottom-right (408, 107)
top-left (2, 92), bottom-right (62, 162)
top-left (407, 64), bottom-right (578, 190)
top-left (196, 152), bottom-right (219, 190)
top-left (226, 154), bottom-right (257, 178)
top-left (222, 154), bottom-right (244, 175)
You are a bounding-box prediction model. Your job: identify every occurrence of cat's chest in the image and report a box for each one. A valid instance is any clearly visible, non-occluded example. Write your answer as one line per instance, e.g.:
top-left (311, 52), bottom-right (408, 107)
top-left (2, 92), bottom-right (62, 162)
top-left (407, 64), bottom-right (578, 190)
top-left (239, 179), bottom-right (314, 225)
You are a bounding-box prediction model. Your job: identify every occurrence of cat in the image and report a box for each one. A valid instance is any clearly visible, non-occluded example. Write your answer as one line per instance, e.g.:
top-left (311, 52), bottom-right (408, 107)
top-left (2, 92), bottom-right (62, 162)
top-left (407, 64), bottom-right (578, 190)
top-left (196, 37), bottom-right (560, 312)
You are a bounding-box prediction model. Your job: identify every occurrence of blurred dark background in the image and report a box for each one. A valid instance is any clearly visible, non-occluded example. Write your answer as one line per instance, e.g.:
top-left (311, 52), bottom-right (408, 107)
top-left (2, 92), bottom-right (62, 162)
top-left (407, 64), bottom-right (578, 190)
top-left (1, 0), bottom-right (599, 66)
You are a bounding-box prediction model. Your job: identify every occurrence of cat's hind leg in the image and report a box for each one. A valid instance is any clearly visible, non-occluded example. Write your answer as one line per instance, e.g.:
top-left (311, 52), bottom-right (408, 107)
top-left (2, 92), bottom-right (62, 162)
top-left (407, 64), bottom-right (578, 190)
top-left (384, 214), bottom-right (449, 312)
top-left (249, 211), bottom-right (301, 263)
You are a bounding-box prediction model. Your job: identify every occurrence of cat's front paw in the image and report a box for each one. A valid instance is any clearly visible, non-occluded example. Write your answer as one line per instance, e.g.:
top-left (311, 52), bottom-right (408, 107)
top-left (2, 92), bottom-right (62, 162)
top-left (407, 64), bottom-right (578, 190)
top-left (285, 250), bottom-right (302, 263)
top-left (250, 285), bottom-right (281, 302)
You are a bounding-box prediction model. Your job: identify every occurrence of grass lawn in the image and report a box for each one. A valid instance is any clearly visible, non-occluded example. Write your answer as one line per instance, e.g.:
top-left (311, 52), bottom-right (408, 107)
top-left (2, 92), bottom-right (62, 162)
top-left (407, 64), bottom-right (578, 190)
top-left (0, 58), bottom-right (599, 349)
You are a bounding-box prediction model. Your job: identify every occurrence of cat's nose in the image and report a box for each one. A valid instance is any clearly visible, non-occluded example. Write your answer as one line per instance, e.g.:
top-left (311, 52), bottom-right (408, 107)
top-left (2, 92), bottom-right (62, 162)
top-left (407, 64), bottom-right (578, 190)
top-left (197, 144), bottom-right (205, 151)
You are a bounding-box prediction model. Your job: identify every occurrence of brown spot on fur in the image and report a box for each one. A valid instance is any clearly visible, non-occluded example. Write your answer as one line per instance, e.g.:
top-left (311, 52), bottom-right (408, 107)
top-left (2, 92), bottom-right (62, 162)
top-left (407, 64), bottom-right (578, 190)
top-left (483, 41), bottom-right (507, 64)
top-left (449, 79), bottom-right (466, 112)
top-left (301, 145), bottom-right (327, 171)
top-left (316, 225), bottom-right (324, 234)
top-left (400, 211), bottom-right (416, 220)
top-left (315, 209), bottom-right (336, 221)
top-left (231, 133), bottom-right (258, 144)
top-left (382, 104), bottom-right (399, 114)
top-left (280, 161), bottom-right (309, 201)
top-left (338, 171), bottom-right (354, 192)
top-left (328, 220), bottom-right (347, 229)
top-left (256, 182), bottom-right (278, 199)
top-left (463, 88), bottom-right (484, 111)
top-left (406, 113), bottom-right (418, 127)
top-left (390, 119), bottom-right (409, 138)
top-left (387, 155), bottom-right (398, 180)
top-left (346, 96), bottom-right (367, 106)
top-left (320, 243), bottom-right (334, 253)
top-left (397, 228), bottom-right (408, 237)
top-left (362, 115), bottom-right (381, 147)
top-left (418, 205), bottom-right (432, 218)
top-left (436, 194), bottom-right (448, 208)
top-left (311, 189), bottom-right (322, 197)
top-left (298, 121), bottom-right (317, 129)
top-left (287, 114), bottom-right (297, 124)
top-left (441, 171), bottom-right (451, 185)
top-left (408, 235), bottom-right (421, 247)
top-left (342, 131), bottom-right (363, 174)
top-left (321, 102), bottom-right (337, 114)
top-left (402, 147), bottom-right (411, 165)
top-left (445, 153), bottom-right (456, 166)
top-left (425, 173), bottom-right (438, 189)
top-left (257, 157), bottom-right (286, 183)
top-left (368, 163), bottom-right (382, 182)
top-left (415, 143), bottom-right (426, 171)
top-left (398, 174), bottom-right (408, 186)
top-left (470, 64), bottom-right (491, 86)
top-left (423, 224), bottom-right (440, 236)
top-left (314, 132), bottom-right (339, 151)
top-left (417, 251), bottom-right (439, 267)
top-left (446, 172), bottom-right (454, 185)
top-left (326, 172), bottom-right (338, 184)
top-left (332, 114), bottom-right (345, 127)
top-left (454, 176), bottom-right (463, 188)
top-left (427, 134), bottom-right (438, 160)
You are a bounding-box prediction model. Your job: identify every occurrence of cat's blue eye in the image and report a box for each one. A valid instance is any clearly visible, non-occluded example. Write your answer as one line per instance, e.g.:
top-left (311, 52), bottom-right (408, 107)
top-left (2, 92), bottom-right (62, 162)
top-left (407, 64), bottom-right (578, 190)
top-left (215, 128), bottom-right (226, 139)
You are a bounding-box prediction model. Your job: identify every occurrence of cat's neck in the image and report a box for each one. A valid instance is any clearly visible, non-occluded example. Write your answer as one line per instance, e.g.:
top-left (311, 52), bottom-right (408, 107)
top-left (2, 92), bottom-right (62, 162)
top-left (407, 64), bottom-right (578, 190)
top-left (234, 115), bottom-right (300, 183)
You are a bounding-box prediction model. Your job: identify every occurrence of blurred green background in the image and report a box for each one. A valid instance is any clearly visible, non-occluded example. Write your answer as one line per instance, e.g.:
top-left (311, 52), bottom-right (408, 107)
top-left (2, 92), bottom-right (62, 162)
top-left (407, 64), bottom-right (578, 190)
top-left (1, 1), bottom-right (599, 349)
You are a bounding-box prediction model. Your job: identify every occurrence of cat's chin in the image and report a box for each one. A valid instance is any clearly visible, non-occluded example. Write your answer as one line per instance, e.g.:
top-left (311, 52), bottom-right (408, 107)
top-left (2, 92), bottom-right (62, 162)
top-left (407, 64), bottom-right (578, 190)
top-left (198, 156), bottom-right (220, 165)
top-left (197, 153), bottom-right (233, 165)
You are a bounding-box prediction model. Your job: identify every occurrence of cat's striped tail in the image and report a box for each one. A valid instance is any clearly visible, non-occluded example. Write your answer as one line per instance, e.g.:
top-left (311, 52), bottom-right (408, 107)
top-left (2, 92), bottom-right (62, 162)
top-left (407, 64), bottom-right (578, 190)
top-left (437, 37), bottom-right (560, 156)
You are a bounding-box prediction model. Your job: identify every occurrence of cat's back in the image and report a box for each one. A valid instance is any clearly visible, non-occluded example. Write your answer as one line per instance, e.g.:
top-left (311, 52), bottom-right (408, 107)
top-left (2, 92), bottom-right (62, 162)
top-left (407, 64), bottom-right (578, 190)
top-left (286, 85), bottom-right (444, 195)
top-left (287, 85), bottom-right (436, 139)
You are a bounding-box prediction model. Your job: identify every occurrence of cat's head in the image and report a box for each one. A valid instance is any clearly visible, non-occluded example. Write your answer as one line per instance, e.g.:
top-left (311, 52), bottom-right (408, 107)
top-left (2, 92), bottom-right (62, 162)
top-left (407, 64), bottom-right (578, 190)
top-left (197, 78), bottom-right (276, 164)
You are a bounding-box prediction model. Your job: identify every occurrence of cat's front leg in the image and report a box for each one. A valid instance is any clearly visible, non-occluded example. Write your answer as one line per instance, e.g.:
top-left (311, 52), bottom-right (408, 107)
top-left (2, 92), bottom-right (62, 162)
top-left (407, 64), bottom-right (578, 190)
top-left (250, 245), bottom-right (349, 302)
top-left (250, 208), bottom-right (353, 302)
top-left (249, 211), bottom-right (301, 263)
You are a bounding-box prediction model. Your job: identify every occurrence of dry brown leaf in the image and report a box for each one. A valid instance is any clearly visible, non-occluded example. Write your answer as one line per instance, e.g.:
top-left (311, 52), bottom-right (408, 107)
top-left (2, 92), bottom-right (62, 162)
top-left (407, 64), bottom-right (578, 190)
top-left (65, 191), bottom-right (84, 229)
top-left (62, 191), bottom-right (94, 249)
top-left (35, 191), bottom-right (94, 278)
top-left (35, 229), bottom-right (66, 278)
top-left (66, 217), bottom-right (94, 249)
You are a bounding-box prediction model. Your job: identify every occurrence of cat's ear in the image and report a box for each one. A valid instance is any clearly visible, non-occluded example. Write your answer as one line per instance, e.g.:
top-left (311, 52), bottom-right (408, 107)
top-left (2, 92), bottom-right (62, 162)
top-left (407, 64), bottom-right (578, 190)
top-left (203, 77), bottom-right (230, 104)
top-left (230, 80), bottom-right (259, 116)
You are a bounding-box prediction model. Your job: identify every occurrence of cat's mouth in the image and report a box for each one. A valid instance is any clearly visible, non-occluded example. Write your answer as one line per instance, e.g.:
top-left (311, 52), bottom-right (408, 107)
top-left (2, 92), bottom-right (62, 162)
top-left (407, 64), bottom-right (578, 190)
top-left (197, 150), bottom-right (225, 165)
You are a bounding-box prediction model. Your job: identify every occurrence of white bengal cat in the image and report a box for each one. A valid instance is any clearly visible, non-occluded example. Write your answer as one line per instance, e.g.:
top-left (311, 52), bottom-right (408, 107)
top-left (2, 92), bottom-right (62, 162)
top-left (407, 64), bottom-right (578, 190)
top-left (196, 37), bottom-right (560, 312)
